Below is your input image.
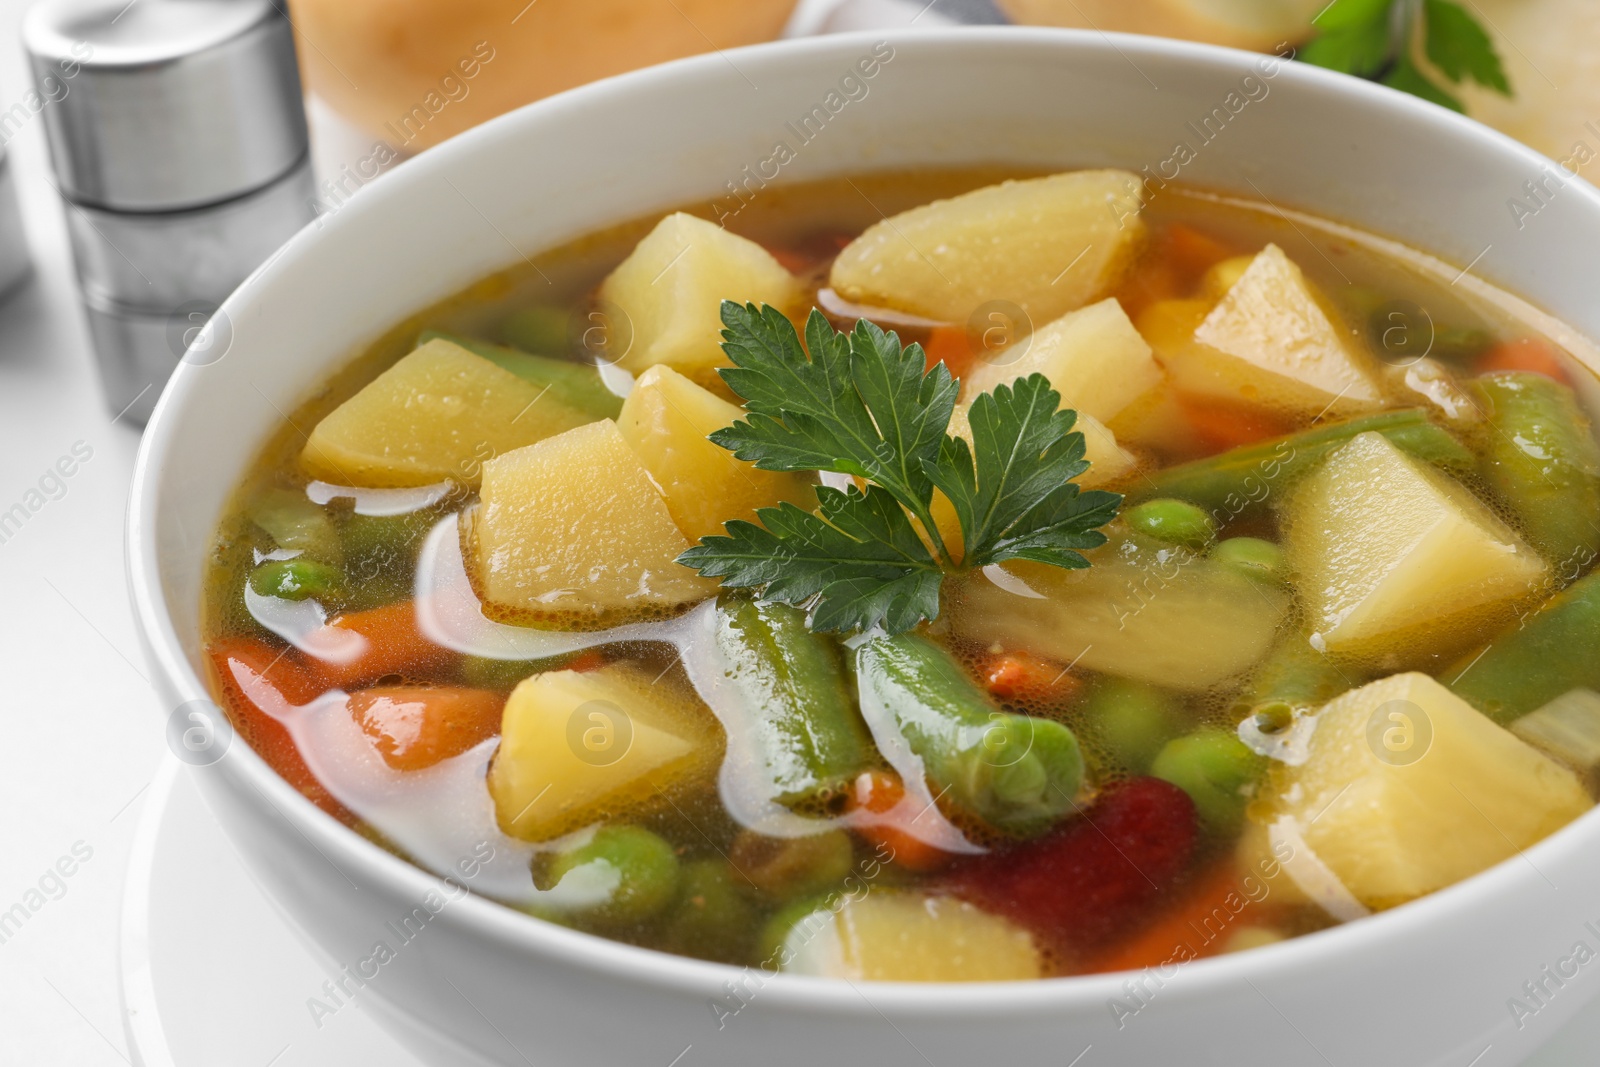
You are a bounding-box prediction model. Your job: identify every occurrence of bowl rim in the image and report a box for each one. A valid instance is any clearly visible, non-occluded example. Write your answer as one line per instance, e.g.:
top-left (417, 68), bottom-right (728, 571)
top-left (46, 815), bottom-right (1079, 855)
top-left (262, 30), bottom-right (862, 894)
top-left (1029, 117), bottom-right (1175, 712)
top-left (128, 24), bottom-right (1600, 1017)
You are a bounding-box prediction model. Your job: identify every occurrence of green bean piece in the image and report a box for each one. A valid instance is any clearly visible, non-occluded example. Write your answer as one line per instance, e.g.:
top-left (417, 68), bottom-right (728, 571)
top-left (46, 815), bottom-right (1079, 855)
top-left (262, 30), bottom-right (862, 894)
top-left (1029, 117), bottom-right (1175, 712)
top-left (1468, 372), bottom-right (1600, 566)
top-left (543, 825), bottom-right (681, 926)
top-left (338, 509), bottom-right (439, 611)
top-left (1124, 498), bottom-right (1216, 549)
top-left (661, 860), bottom-right (758, 964)
top-left (1365, 304), bottom-right (1492, 364)
top-left (729, 830), bottom-right (854, 902)
top-left (419, 329), bottom-right (622, 420)
top-left (1125, 409), bottom-right (1475, 517)
top-left (1209, 537), bottom-right (1286, 584)
top-left (1077, 677), bottom-right (1184, 774)
top-left (459, 652), bottom-right (571, 691)
top-left (246, 488), bottom-right (341, 564)
top-left (1447, 570), bottom-right (1600, 724)
top-left (1150, 727), bottom-right (1267, 832)
top-left (500, 305), bottom-right (570, 355)
top-left (1235, 633), bottom-right (1352, 723)
top-left (854, 633), bottom-right (1084, 837)
top-left (714, 597), bottom-right (878, 813)
top-left (248, 558), bottom-right (344, 602)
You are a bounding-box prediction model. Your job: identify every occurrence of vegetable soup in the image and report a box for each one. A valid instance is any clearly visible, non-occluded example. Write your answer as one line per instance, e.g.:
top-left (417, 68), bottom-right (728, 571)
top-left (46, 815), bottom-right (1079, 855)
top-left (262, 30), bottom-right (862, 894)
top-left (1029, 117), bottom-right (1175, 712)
top-left (203, 168), bottom-right (1600, 981)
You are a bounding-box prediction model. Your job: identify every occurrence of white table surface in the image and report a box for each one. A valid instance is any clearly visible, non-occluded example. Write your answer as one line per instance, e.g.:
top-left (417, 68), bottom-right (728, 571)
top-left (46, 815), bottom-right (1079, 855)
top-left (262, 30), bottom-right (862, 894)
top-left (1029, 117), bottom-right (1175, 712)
top-left (0, 1), bottom-right (1593, 1064)
top-left (0, 3), bottom-right (846, 1063)
top-left (0, 0), bottom-right (163, 1061)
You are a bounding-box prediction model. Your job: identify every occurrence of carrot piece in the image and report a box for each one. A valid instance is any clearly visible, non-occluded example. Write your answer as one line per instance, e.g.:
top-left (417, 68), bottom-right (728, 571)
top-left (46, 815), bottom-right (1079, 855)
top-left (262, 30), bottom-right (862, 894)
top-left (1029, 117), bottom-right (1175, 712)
top-left (348, 685), bottom-right (505, 771)
top-left (1474, 337), bottom-right (1572, 384)
top-left (764, 232), bottom-right (853, 277)
top-left (979, 649), bottom-right (1080, 704)
top-left (208, 635), bottom-right (322, 704)
top-left (567, 649), bottom-right (606, 673)
top-left (1177, 394), bottom-right (1293, 452)
top-left (766, 246), bottom-right (815, 276)
top-left (1163, 223), bottom-right (1239, 276)
top-left (303, 600), bottom-right (454, 690)
top-left (847, 770), bottom-right (956, 872)
top-left (923, 325), bottom-right (978, 380)
top-left (1077, 863), bottom-right (1274, 974)
top-left (206, 637), bottom-right (346, 818)
top-left (1111, 259), bottom-right (1185, 322)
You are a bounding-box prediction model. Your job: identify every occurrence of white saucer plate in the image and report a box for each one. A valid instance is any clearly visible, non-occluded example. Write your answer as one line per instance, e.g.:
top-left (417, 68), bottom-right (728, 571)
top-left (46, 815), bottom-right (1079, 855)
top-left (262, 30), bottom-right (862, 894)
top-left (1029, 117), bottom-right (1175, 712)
top-left (121, 758), bottom-right (1600, 1066)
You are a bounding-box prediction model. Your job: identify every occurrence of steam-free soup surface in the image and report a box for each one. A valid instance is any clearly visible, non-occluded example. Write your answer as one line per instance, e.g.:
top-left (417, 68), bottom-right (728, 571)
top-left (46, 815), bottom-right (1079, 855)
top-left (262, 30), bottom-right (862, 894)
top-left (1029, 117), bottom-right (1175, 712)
top-left (204, 168), bottom-right (1600, 981)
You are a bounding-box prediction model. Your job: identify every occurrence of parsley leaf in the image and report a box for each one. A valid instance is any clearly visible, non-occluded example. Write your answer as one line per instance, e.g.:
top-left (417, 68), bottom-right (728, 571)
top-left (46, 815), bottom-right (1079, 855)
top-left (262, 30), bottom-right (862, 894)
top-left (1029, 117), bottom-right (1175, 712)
top-left (1422, 0), bottom-right (1510, 93)
top-left (713, 304), bottom-right (958, 558)
top-left (678, 487), bottom-right (944, 636)
top-left (927, 376), bottom-right (1121, 571)
top-left (1300, 0), bottom-right (1394, 78)
top-left (679, 302), bottom-right (1121, 635)
top-left (1296, 0), bottom-right (1511, 109)
top-left (1383, 52), bottom-right (1465, 111)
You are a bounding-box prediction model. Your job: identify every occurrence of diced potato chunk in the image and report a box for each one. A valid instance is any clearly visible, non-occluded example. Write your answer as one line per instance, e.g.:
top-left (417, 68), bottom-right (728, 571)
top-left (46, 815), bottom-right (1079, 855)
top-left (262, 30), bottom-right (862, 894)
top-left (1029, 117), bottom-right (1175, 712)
top-left (951, 535), bottom-right (1289, 691)
top-left (781, 892), bottom-right (1042, 981)
top-left (489, 667), bottom-right (723, 841)
top-left (474, 420), bottom-right (718, 623)
top-left (1159, 245), bottom-right (1381, 419)
top-left (1201, 254), bottom-right (1255, 300)
top-left (1074, 412), bottom-right (1139, 487)
top-left (1260, 672), bottom-right (1591, 909)
top-left (1286, 431), bottom-right (1546, 657)
top-left (303, 339), bottom-right (591, 487)
top-left (961, 298), bottom-right (1162, 423)
top-left (615, 365), bottom-right (815, 542)
top-left (829, 170), bottom-right (1146, 325)
top-left (598, 212), bottom-right (801, 387)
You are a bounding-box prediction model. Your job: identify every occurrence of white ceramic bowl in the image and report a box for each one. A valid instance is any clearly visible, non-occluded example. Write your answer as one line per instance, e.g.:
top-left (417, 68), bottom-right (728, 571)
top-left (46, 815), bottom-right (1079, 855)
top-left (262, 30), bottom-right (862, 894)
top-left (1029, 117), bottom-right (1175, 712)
top-left (129, 28), bottom-right (1600, 1067)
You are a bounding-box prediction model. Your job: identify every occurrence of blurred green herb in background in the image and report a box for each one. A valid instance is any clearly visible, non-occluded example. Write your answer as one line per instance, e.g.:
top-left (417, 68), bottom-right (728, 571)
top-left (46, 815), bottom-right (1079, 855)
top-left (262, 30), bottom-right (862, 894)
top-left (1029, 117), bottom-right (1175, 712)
top-left (1300, 0), bottom-right (1511, 113)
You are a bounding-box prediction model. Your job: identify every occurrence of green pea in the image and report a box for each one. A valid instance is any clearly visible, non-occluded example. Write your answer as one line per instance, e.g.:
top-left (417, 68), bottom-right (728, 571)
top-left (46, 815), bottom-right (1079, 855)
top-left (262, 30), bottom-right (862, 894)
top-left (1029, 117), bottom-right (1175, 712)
top-left (729, 829), bottom-right (854, 902)
top-left (1210, 537), bottom-right (1286, 584)
top-left (249, 559), bottom-right (344, 602)
top-left (545, 825), bottom-right (681, 926)
top-left (662, 860), bottom-right (757, 964)
top-left (1150, 727), bottom-right (1268, 832)
top-left (1124, 498), bottom-right (1216, 549)
top-left (1250, 701), bottom-right (1295, 735)
top-left (755, 894), bottom-right (834, 969)
top-left (1079, 678), bottom-right (1184, 774)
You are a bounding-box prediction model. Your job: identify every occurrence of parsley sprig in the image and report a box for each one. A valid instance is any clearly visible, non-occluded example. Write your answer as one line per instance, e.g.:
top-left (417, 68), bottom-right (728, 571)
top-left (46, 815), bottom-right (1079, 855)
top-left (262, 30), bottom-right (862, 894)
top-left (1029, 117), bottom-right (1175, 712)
top-left (1300, 0), bottom-right (1511, 113)
top-left (676, 302), bottom-right (1121, 635)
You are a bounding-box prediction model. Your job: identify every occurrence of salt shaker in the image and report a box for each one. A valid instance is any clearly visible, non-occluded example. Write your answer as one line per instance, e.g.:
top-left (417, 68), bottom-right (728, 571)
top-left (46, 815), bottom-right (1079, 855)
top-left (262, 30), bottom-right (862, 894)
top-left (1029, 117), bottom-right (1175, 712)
top-left (24, 0), bottom-right (316, 424)
top-left (0, 147), bottom-right (29, 299)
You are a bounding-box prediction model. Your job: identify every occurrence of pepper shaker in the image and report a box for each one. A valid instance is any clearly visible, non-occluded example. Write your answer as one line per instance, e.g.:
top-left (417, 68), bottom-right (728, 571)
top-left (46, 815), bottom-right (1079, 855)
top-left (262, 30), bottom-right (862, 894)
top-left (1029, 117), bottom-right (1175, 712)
top-left (0, 147), bottom-right (29, 299)
top-left (24, 0), bottom-right (316, 425)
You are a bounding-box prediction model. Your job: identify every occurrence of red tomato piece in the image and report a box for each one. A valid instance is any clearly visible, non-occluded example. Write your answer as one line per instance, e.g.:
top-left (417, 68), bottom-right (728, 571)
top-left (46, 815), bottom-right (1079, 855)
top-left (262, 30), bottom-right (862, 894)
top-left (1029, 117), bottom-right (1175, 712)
top-left (942, 777), bottom-right (1199, 952)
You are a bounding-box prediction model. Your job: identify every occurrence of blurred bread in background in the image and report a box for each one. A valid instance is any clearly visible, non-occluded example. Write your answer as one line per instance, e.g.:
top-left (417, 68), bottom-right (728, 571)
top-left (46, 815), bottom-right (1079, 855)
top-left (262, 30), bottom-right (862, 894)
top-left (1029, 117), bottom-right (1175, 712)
top-left (1452, 0), bottom-right (1600, 168)
top-left (287, 0), bottom-right (798, 151)
top-left (999, 0), bottom-right (1599, 169)
top-left (994, 0), bottom-right (1325, 51)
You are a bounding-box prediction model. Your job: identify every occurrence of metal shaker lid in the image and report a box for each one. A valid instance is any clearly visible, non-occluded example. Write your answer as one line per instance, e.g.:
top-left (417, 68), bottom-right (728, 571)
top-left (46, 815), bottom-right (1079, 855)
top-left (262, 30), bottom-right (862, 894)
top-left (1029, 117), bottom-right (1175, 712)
top-left (23, 0), bottom-right (308, 212)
